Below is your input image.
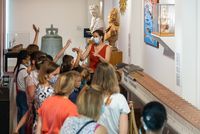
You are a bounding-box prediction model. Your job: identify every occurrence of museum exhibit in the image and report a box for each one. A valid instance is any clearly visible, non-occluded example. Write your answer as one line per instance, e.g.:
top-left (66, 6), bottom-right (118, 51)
top-left (0, 0), bottom-right (200, 133)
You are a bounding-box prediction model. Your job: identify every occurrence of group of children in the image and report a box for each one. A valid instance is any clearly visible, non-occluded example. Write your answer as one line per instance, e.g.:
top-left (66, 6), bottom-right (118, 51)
top-left (13, 36), bottom-right (131, 134)
top-left (13, 25), bottom-right (167, 134)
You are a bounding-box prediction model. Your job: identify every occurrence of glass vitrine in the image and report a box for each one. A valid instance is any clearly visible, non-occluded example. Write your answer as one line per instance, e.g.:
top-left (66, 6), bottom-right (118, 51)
top-left (152, 4), bottom-right (175, 36)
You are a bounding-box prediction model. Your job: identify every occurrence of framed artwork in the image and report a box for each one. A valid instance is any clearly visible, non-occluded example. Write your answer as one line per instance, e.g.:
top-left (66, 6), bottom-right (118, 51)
top-left (144, 0), bottom-right (159, 48)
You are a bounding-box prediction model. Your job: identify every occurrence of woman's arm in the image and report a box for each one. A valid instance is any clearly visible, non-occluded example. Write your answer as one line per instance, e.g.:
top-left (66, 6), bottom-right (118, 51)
top-left (119, 114), bottom-right (128, 134)
top-left (93, 45), bottom-right (111, 63)
top-left (32, 24), bottom-right (39, 45)
top-left (36, 116), bottom-right (42, 134)
top-left (53, 39), bottom-right (72, 63)
top-left (80, 44), bottom-right (92, 61)
top-left (94, 125), bottom-right (108, 134)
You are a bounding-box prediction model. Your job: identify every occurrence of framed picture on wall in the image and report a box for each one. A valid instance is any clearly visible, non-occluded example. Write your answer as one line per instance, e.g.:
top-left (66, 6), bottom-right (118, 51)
top-left (144, 0), bottom-right (159, 48)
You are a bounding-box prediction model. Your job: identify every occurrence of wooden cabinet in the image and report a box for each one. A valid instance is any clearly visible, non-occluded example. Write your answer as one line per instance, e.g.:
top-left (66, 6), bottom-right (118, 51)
top-left (0, 86), bottom-right (9, 134)
top-left (110, 50), bottom-right (123, 66)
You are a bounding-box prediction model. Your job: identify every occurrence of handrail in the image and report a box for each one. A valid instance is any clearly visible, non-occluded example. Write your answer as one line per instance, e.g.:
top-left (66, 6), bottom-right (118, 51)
top-left (130, 71), bottom-right (200, 130)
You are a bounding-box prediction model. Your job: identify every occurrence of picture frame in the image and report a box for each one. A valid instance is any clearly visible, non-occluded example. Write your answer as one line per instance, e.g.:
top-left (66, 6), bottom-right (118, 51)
top-left (144, 0), bottom-right (159, 48)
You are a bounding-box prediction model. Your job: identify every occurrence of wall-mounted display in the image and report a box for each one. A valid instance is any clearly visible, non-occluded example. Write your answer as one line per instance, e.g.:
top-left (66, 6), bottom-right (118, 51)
top-left (144, 0), bottom-right (159, 48)
top-left (152, 4), bottom-right (175, 36)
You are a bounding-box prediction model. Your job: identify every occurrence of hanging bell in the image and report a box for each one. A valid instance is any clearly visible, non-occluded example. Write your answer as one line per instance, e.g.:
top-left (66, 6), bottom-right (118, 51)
top-left (41, 24), bottom-right (62, 63)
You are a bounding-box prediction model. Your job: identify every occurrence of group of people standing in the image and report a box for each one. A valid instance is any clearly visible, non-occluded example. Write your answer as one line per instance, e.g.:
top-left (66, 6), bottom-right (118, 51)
top-left (13, 24), bottom-right (167, 134)
top-left (13, 24), bottom-right (130, 134)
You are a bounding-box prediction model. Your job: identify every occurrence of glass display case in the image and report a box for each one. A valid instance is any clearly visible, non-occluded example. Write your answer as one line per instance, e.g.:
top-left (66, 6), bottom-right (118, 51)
top-left (6, 33), bottom-right (30, 49)
top-left (152, 4), bottom-right (175, 36)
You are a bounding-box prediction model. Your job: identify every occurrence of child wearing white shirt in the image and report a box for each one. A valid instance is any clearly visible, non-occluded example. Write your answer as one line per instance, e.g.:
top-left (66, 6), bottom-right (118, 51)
top-left (92, 62), bottom-right (130, 134)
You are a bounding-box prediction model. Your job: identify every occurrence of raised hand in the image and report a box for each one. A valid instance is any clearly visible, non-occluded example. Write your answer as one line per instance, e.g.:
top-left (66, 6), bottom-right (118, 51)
top-left (53, 39), bottom-right (72, 63)
top-left (72, 47), bottom-right (80, 52)
top-left (66, 39), bottom-right (72, 45)
top-left (33, 24), bottom-right (39, 33)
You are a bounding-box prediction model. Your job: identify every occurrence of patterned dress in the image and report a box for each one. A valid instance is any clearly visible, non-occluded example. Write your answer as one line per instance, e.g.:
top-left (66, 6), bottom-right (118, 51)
top-left (60, 116), bottom-right (99, 134)
top-left (32, 85), bottom-right (54, 133)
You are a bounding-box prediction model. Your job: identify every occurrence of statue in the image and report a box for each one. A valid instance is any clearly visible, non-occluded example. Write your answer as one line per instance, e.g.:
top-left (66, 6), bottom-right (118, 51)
top-left (104, 8), bottom-right (120, 50)
top-left (89, 5), bottom-right (104, 33)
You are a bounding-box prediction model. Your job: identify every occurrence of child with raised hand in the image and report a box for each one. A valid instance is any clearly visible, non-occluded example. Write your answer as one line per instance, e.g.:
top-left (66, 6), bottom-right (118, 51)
top-left (60, 47), bottom-right (82, 73)
top-left (33, 61), bottom-right (59, 133)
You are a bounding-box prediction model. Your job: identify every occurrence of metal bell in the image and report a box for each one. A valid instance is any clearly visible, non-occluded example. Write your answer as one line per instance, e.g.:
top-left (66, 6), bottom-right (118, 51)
top-left (41, 24), bottom-right (62, 63)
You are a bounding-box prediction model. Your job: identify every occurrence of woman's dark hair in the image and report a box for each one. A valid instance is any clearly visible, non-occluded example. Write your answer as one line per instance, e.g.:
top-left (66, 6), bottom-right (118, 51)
top-left (92, 29), bottom-right (104, 41)
top-left (14, 50), bottom-right (29, 72)
top-left (142, 101), bottom-right (167, 131)
top-left (60, 55), bottom-right (74, 73)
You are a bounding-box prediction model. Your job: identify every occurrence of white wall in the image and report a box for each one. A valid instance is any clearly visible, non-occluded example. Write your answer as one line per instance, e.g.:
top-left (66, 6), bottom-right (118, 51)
top-left (176, 0), bottom-right (199, 107)
top-left (104, 0), bottom-right (200, 108)
top-left (130, 0), bottom-right (144, 66)
top-left (142, 0), bottom-right (176, 93)
top-left (197, 0), bottom-right (200, 108)
top-left (103, 0), bottom-right (176, 93)
top-left (8, 0), bottom-right (89, 57)
top-left (103, 0), bottom-right (113, 27)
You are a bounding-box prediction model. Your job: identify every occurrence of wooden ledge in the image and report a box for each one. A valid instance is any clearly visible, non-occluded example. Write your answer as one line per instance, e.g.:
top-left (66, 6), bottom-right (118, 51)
top-left (130, 71), bottom-right (200, 129)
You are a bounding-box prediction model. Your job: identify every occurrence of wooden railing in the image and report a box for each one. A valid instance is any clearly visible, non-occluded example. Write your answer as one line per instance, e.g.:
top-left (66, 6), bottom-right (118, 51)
top-left (121, 71), bottom-right (200, 134)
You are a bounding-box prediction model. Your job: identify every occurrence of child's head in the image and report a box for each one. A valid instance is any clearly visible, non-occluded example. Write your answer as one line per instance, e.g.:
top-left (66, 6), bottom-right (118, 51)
top-left (73, 71), bottom-right (82, 88)
top-left (54, 71), bottom-right (79, 96)
top-left (92, 62), bottom-right (119, 94)
top-left (46, 54), bottom-right (53, 61)
top-left (14, 50), bottom-right (30, 72)
top-left (77, 85), bottom-right (103, 121)
top-left (35, 54), bottom-right (48, 71)
top-left (38, 61), bottom-right (59, 85)
top-left (141, 101), bottom-right (167, 132)
top-left (30, 51), bottom-right (46, 67)
top-left (76, 67), bottom-right (91, 81)
top-left (26, 44), bottom-right (39, 55)
top-left (60, 55), bottom-right (74, 73)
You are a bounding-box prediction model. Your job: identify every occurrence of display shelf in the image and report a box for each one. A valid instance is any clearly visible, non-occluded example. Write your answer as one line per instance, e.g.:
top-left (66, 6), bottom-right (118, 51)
top-left (152, 33), bottom-right (175, 59)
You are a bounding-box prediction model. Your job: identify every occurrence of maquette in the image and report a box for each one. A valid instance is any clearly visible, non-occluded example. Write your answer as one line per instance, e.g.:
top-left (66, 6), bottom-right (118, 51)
top-left (89, 5), bottom-right (104, 33)
top-left (152, 4), bottom-right (175, 36)
top-left (104, 8), bottom-right (120, 50)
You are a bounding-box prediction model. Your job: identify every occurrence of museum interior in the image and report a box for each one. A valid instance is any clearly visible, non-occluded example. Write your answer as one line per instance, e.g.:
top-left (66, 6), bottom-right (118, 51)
top-left (0, 0), bottom-right (200, 134)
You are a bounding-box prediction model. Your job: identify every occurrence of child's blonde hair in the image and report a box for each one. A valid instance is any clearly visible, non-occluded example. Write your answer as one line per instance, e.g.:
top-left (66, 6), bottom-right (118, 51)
top-left (77, 85), bottom-right (103, 121)
top-left (54, 71), bottom-right (79, 96)
top-left (92, 62), bottom-right (119, 94)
